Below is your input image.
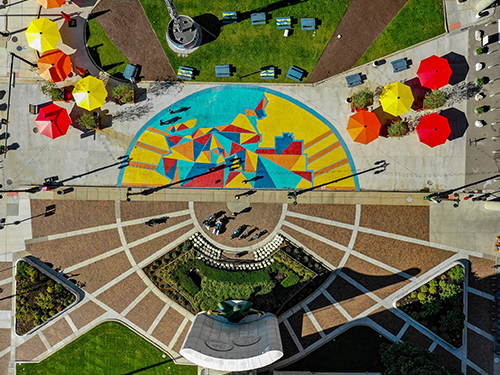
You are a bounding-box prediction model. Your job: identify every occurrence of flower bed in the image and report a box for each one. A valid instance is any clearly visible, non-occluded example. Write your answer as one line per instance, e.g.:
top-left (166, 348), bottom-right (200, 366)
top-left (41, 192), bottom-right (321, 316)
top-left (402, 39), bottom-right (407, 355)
top-left (397, 265), bottom-right (465, 348)
top-left (143, 237), bottom-right (329, 314)
top-left (15, 261), bottom-right (76, 335)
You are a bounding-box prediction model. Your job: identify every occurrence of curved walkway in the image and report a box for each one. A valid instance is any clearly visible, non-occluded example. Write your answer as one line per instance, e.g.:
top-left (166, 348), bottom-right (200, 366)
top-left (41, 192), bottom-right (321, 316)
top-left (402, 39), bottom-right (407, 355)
top-left (0, 198), bottom-right (491, 375)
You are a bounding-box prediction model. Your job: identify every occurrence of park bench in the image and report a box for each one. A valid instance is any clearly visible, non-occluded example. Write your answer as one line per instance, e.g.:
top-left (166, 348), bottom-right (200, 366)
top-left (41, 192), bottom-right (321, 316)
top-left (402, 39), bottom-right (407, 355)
top-left (286, 65), bottom-right (305, 82)
top-left (251, 12), bottom-right (266, 25)
top-left (215, 65), bottom-right (231, 78)
top-left (391, 58), bottom-right (409, 73)
top-left (345, 73), bottom-right (363, 88)
top-left (260, 66), bottom-right (275, 79)
top-left (301, 18), bottom-right (316, 30)
top-left (123, 64), bottom-right (138, 83)
top-left (222, 11), bottom-right (237, 24)
top-left (276, 17), bottom-right (291, 29)
top-left (177, 66), bottom-right (194, 80)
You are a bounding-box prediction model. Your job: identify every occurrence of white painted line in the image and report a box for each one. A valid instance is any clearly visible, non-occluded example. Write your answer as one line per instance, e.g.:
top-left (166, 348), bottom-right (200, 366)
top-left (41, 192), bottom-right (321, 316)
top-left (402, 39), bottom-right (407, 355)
top-left (322, 290), bottom-right (353, 321)
top-left (121, 288), bottom-right (150, 317)
top-left (468, 287), bottom-right (495, 301)
top-left (169, 317), bottom-right (189, 348)
top-left (148, 304), bottom-right (170, 335)
top-left (397, 322), bottom-right (410, 340)
top-left (64, 315), bottom-right (78, 333)
top-left (303, 305), bottom-right (326, 338)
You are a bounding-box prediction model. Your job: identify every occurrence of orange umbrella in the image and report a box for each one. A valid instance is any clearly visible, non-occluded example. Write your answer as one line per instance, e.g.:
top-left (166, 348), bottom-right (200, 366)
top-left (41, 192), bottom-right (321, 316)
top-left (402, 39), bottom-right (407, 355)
top-left (347, 110), bottom-right (382, 145)
top-left (37, 49), bottom-right (72, 83)
top-left (35, 0), bottom-right (65, 9)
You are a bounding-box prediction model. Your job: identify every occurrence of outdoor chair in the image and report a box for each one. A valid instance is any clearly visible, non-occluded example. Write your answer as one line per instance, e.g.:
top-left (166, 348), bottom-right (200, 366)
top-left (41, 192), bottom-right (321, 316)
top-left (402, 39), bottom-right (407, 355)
top-left (391, 58), bottom-right (409, 73)
top-left (222, 11), bottom-right (237, 24)
top-left (251, 12), bottom-right (266, 25)
top-left (301, 18), bottom-right (316, 30)
top-left (123, 64), bottom-right (138, 84)
top-left (260, 66), bottom-right (276, 79)
top-left (29, 104), bottom-right (39, 114)
top-left (345, 73), bottom-right (363, 88)
top-left (215, 65), bottom-right (231, 78)
top-left (177, 66), bottom-right (194, 80)
top-left (276, 17), bottom-right (291, 29)
top-left (286, 65), bottom-right (305, 82)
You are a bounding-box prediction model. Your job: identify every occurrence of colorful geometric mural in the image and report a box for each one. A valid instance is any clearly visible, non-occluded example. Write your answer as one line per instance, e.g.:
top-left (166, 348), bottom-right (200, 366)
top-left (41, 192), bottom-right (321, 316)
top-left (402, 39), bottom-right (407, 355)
top-left (118, 86), bottom-right (358, 190)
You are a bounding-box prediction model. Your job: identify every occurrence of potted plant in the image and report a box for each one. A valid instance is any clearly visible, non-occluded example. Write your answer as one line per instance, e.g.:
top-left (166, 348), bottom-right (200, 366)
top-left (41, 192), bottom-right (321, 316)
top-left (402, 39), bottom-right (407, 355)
top-left (477, 77), bottom-right (487, 86)
top-left (112, 83), bottom-right (135, 104)
top-left (475, 47), bottom-right (486, 55)
top-left (387, 119), bottom-right (408, 137)
top-left (41, 82), bottom-right (64, 101)
top-left (0, 145), bottom-right (5, 154)
top-left (351, 88), bottom-right (373, 110)
top-left (77, 111), bottom-right (99, 130)
top-left (423, 90), bottom-right (447, 109)
top-left (475, 106), bottom-right (489, 115)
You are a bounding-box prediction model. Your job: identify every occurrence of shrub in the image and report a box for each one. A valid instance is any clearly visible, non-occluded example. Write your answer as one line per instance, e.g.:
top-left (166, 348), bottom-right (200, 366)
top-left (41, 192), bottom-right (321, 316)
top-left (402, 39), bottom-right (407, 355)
top-left (420, 285), bottom-right (429, 293)
top-left (476, 106), bottom-right (485, 115)
top-left (162, 258), bottom-right (168, 265)
top-left (165, 290), bottom-right (172, 296)
top-left (439, 283), bottom-right (462, 300)
top-left (477, 77), bottom-right (485, 86)
top-left (417, 292), bottom-right (426, 301)
top-left (281, 274), bottom-right (300, 288)
top-left (165, 253), bottom-right (171, 259)
top-left (410, 291), bottom-right (417, 298)
top-left (41, 82), bottom-right (64, 101)
top-left (182, 241), bottom-right (192, 252)
top-left (429, 279), bottom-right (438, 287)
top-left (429, 286), bottom-right (437, 295)
top-left (352, 88), bottom-right (374, 109)
top-left (154, 260), bottom-right (160, 266)
top-left (423, 90), bottom-right (447, 109)
top-left (448, 265), bottom-right (465, 283)
top-left (476, 47), bottom-right (484, 55)
top-left (387, 119), bottom-right (408, 137)
top-left (112, 83), bottom-right (135, 104)
top-left (439, 279), bottom-right (447, 288)
top-left (77, 111), bottom-right (99, 130)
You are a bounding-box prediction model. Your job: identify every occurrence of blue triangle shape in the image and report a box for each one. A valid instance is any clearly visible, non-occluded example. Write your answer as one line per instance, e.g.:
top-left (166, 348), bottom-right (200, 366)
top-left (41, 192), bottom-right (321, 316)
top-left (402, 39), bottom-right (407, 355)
top-left (256, 156), bottom-right (303, 189)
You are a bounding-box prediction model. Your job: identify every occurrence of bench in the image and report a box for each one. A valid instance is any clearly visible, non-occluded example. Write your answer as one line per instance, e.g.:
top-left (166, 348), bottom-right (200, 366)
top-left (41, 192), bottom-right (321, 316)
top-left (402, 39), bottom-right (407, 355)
top-left (215, 65), bottom-right (231, 78)
top-left (260, 66), bottom-right (275, 79)
top-left (222, 11), bottom-right (237, 24)
top-left (123, 64), bottom-right (138, 83)
top-left (286, 65), bottom-right (305, 82)
top-left (276, 17), bottom-right (291, 29)
top-left (391, 58), bottom-right (409, 73)
top-left (177, 66), bottom-right (194, 80)
top-left (251, 12), bottom-right (266, 25)
top-left (345, 73), bottom-right (363, 88)
top-left (301, 18), bottom-right (316, 30)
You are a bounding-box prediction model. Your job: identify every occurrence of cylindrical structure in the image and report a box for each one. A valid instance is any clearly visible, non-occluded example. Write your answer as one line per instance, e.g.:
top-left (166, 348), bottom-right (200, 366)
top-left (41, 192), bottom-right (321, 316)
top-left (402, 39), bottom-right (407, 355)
top-left (166, 15), bottom-right (202, 55)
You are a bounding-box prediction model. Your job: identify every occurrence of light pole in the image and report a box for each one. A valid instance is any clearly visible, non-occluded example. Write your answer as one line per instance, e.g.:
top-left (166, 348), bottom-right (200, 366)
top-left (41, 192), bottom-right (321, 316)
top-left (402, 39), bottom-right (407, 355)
top-left (286, 160), bottom-right (389, 205)
top-left (0, 205), bottom-right (55, 230)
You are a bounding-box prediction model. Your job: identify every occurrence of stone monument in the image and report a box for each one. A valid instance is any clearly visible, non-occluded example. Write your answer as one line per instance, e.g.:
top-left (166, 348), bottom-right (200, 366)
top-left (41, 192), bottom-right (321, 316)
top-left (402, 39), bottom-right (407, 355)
top-left (165, 0), bottom-right (202, 56)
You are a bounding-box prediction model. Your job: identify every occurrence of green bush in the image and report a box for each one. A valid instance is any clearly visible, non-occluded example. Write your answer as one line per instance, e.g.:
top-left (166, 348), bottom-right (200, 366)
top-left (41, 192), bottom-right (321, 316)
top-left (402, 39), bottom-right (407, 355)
top-left (420, 285), bottom-right (428, 293)
top-left (417, 292), bottom-right (426, 301)
top-left (162, 258), bottom-right (168, 265)
top-left (428, 286), bottom-right (437, 295)
top-left (112, 83), bottom-right (135, 104)
top-left (429, 279), bottom-right (438, 287)
top-left (476, 106), bottom-right (485, 115)
top-left (423, 90), bottom-right (447, 109)
top-left (387, 119), bottom-right (408, 137)
top-left (352, 88), bottom-right (374, 109)
top-left (410, 291), bottom-right (417, 298)
top-left (439, 279), bottom-right (446, 288)
top-left (77, 112), bottom-right (99, 130)
top-left (41, 82), bottom-right (64, 101)
top-left (476, 47), bottom-right (484, 55)
top-left (281, 274), bottom-right (300, 288)
top-left (448, 265), bottom-right (464, 283)
top-left (477, 77), bottom-right (485, 86)
top-left (439, 283), bottom-right (462, 300)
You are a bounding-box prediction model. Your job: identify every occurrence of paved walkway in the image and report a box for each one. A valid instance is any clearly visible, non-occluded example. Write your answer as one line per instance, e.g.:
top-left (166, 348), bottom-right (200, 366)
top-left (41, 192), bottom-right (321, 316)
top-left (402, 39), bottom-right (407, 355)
top-left (0, 195), bottom-right (494, 374)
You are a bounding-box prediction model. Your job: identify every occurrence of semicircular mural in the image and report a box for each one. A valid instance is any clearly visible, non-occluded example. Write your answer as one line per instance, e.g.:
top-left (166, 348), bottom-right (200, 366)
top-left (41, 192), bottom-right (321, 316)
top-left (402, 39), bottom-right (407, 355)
top-left (118, 85), bottom-right (358, 190)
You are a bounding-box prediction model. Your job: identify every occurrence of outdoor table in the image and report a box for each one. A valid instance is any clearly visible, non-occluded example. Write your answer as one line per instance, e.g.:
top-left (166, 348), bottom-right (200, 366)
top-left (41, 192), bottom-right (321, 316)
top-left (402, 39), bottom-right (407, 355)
top-left (260, 66), bottom-right (275, 79)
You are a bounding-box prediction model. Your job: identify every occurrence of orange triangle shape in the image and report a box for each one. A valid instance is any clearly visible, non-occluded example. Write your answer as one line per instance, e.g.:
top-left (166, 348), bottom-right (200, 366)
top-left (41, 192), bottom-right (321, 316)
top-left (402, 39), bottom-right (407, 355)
top-left (171, 141), bottom-right (194, 161)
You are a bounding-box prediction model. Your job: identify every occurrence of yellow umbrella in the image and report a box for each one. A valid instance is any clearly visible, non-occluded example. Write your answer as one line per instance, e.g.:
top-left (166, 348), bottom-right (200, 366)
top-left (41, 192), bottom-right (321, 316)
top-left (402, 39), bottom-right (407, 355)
top-left (25, 17), bottom-right (61, 53)
top-left (72, 76), bottom-right (107, 111)
top-left (379, 82), bottom-right (414, 117)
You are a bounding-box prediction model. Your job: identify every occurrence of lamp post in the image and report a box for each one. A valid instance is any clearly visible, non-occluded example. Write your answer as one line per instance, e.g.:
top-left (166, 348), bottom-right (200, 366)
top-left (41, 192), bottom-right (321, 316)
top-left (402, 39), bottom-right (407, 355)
top-left (0, 205), bottom-right (55, 230)
top-left (286, 160), bottom-right (389, 205)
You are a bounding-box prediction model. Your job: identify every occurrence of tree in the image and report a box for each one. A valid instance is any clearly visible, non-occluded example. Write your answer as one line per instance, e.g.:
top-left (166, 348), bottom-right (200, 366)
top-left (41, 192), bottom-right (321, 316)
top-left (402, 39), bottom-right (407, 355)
top-left (380, 342), bottom-right (454, 375)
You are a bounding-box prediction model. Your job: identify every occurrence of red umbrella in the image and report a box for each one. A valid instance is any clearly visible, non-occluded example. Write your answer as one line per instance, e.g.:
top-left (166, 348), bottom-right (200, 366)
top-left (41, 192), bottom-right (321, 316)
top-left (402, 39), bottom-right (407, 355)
top-left (417, 55), bottom-right (452, 90)
top-left (35, 103), bottom-right (71, 139)
top-left (416, 113), bottom-right (451, 148)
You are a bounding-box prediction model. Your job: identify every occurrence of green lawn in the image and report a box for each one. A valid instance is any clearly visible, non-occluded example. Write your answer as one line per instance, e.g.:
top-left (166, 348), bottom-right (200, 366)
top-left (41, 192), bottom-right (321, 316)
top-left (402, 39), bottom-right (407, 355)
top-left (355, 0), bottom-right (445, 66)
top-left (17, 322), bottom-right (197, 375)
top-left (87, 19), bottom-right (129, 77)
top-left (139, 0), bottom-right (352, 83)
top-left (281, 326), bottom-right (390, 372)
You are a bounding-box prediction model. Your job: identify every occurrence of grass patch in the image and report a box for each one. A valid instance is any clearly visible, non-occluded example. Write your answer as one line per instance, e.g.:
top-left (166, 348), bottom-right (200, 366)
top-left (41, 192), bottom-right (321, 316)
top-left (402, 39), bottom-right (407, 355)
top-left (280, 326), bottom-right (389, 372)
top-left (87, 19), bottom-right (129, 77)
top-left (139, 0), bottom-right (352, 83)
top-left (356, 0), bottom-right (445, 66)
top-left (17, 321), bottom-right (198, 375)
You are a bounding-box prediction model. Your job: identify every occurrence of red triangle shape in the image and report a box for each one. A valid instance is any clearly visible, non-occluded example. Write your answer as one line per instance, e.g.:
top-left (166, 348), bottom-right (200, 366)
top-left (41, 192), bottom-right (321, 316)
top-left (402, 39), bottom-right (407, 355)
top-left (230, 142), bottom-right (246, 154)
top-left (223, 125), bottom-right (255, 134)
top-left (293, 171), bottom-right (313, 182)
top-left (183, 167), bottom-right (225, 187)
top-left (167, 135), bottom-right (183, 145)
top-left (282, 141), bottom-right (302, 155)
top-left (194, 133), bottom-right (212, 145)
top-left (242, 135), bottom-right (261, 145)
top-left (177, 124), bottom-right (188, 131)
top-left (163, 158), bottom-right (177, 173)
top-left (226, 171), bottom-right (239, 185)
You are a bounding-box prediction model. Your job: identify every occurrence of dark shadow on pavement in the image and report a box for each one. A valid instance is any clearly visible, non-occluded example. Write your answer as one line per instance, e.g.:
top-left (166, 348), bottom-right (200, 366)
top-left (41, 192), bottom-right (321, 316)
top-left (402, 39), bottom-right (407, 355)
top-left (442, 52), bottom-right (469, 85)
top-left (441, 107), bottom-right (469, 141)
top-left (193, 13), bottom-right (220, 46)
top-left (404, 77), bottom-right (430, 110)
top-left (88, 9), bottom-right (110, 20)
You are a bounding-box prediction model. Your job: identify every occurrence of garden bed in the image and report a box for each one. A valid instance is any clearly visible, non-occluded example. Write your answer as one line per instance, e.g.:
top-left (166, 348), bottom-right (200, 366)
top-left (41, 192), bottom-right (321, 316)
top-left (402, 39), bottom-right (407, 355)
top-left (397, 265), bottom-right (465, 348)
top-left (143, 237), bottom-right (330, 314)
top-left (15, 261), bottom-right (76, 335)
